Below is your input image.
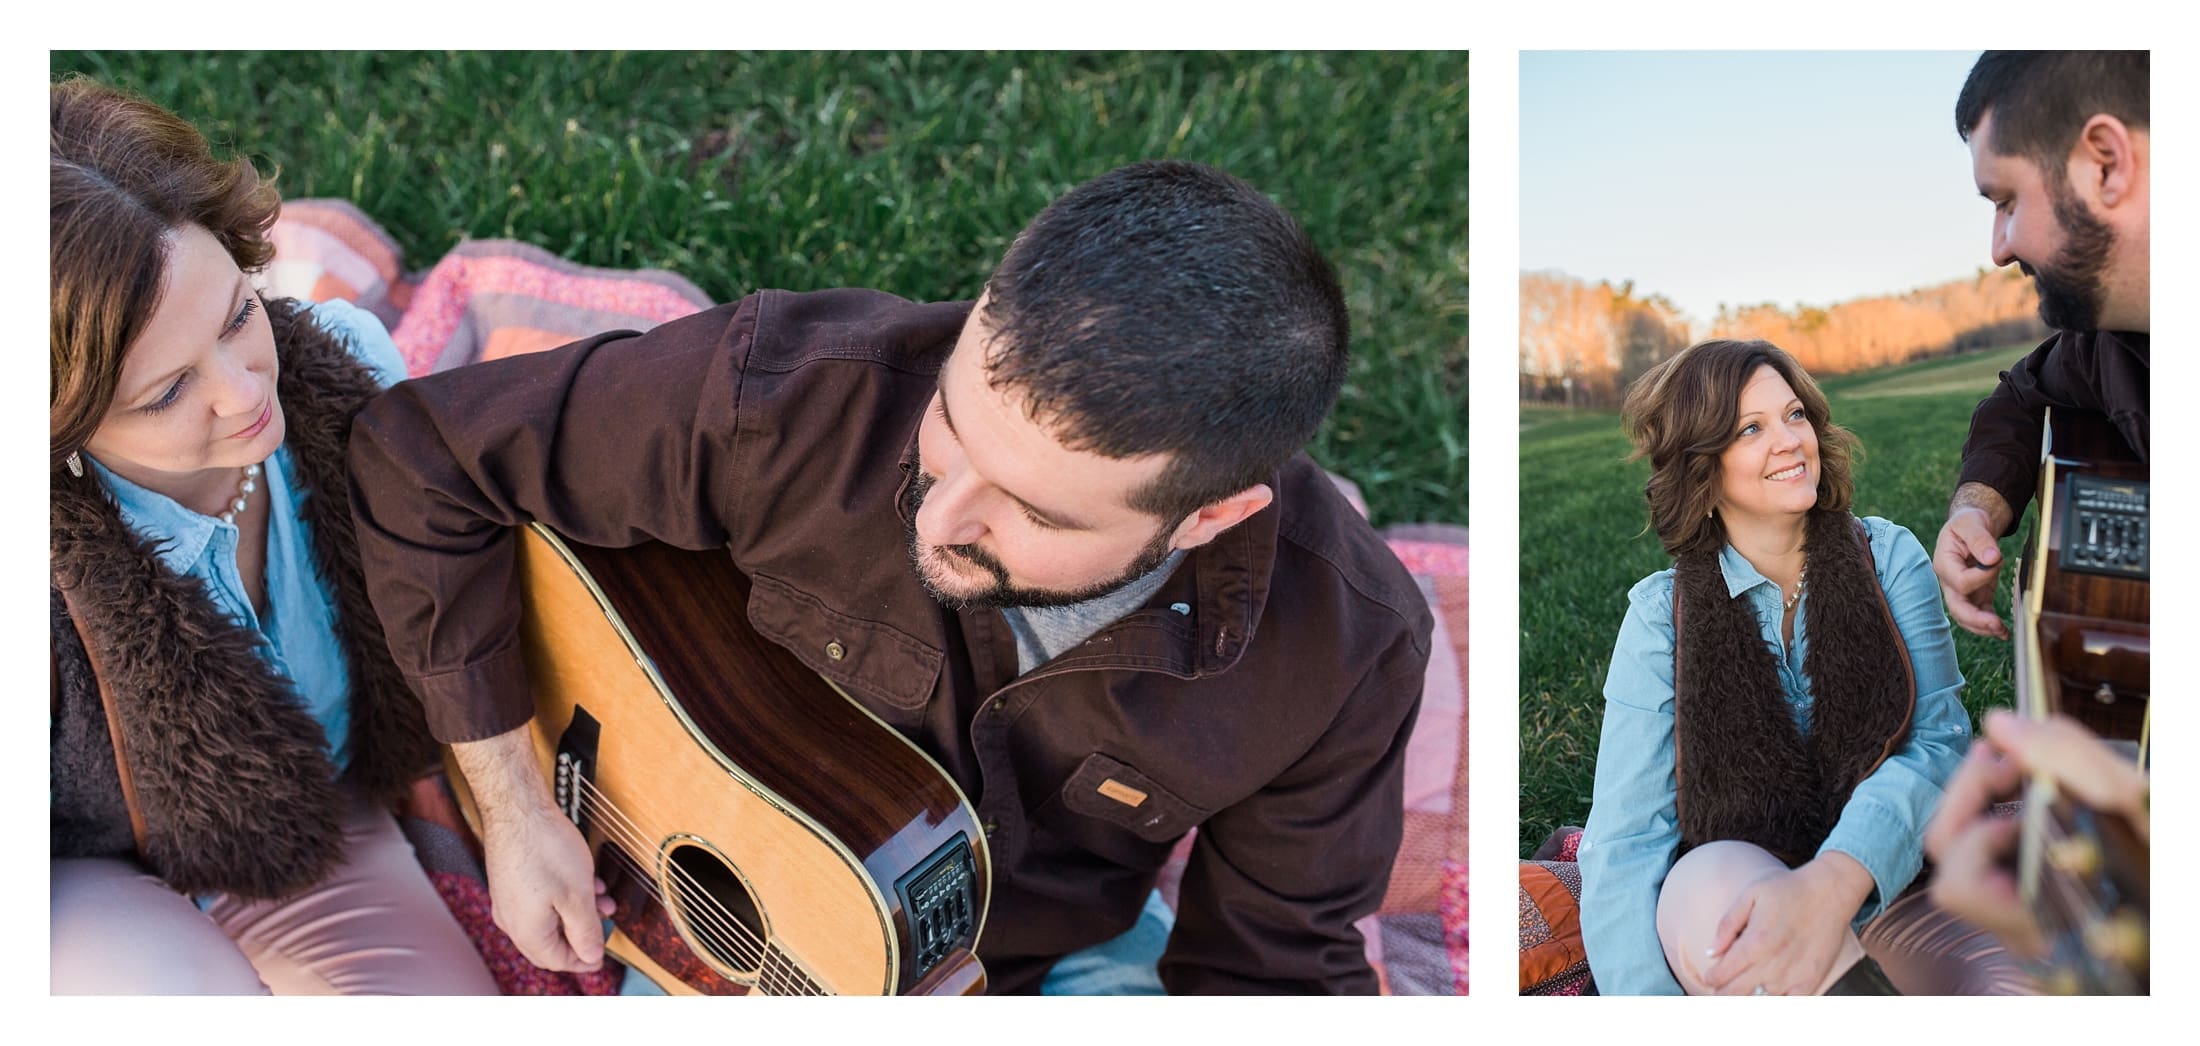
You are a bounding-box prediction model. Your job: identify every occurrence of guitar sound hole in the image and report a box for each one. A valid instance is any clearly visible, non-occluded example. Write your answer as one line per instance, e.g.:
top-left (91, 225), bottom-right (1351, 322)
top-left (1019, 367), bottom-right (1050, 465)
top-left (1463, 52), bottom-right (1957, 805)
top-left (663, 841), bottom-right (769, 979)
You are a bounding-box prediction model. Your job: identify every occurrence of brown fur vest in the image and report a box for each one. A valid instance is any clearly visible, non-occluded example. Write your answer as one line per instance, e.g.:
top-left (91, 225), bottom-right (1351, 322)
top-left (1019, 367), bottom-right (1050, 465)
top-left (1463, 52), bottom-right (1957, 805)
top-left (1671, 509), bottom-right (1915, 866)
top-left (50, 297), bottom-right (440, 900)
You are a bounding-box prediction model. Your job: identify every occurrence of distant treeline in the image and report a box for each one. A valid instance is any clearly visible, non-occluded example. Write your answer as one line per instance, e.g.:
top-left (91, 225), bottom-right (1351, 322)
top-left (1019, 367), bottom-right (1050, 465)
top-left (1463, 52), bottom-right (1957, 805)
top-left (1519, 268), bottom-right (2047, 407)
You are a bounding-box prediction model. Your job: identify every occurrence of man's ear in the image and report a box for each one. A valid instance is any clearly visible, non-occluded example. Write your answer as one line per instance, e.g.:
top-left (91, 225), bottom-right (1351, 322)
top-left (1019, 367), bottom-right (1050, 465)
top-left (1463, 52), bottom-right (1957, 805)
top-left (1166, 483), bottom-right (1275, 551)
top-left (2075, 114), bottom-right (2142, 209)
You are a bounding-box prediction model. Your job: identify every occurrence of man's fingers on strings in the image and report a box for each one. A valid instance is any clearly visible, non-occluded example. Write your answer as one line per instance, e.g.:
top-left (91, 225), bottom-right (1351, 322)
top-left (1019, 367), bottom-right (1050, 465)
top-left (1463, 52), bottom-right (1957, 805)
top-left (559, 891), bottom-right (609, 968)
top-left (1985, 711), bottom-right (2150, 835)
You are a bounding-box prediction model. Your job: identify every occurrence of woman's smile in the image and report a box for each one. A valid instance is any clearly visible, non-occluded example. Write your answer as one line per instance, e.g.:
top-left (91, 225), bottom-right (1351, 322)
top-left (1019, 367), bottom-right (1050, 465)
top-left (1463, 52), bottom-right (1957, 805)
top-left (229, 399), bottom-right (273, 441)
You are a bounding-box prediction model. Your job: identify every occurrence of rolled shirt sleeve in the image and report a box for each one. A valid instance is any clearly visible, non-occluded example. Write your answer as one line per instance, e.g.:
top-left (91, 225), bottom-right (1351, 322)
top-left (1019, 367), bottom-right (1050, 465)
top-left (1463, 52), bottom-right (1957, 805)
top-left (1815, 518), bottom-right (1971, 924)
top-left (1956, 331), bottom-right (2147, 535)
top-left (1956, 336), bottom-right (2058, 523)
top-left (1578, 571), bottom-right (1687, 995)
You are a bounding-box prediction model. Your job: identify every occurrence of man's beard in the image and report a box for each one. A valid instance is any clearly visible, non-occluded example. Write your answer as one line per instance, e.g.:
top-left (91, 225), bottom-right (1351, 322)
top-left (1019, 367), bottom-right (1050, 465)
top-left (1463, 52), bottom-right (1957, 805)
top-left (2024, 176), bottom-right (2117, 332)
top-left (900, 461), bottom-right (1177, 611)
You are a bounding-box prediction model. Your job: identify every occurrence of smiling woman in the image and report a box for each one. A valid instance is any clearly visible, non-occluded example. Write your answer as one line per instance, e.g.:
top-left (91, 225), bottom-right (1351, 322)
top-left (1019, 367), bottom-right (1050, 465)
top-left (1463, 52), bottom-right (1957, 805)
top-left (1571, 338), bottom-right (2028, 996)
top-left (83, 226), bottom-right (286, 511)
top-left (49, 77), bottom-right (495, 995)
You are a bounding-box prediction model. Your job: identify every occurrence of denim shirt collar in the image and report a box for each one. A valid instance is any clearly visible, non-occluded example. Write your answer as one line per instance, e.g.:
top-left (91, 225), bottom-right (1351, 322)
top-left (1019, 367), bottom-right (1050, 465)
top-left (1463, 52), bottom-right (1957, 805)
top-left (1716, 541), bottom-right (1778, 600)
top-left (89, 447), bottom-right (291, 576)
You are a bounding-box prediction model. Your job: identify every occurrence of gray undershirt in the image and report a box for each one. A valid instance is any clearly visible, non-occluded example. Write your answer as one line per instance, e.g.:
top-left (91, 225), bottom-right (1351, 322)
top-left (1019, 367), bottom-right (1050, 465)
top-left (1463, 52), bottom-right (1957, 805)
top-left (999, 550), bottom-right (1188, 675)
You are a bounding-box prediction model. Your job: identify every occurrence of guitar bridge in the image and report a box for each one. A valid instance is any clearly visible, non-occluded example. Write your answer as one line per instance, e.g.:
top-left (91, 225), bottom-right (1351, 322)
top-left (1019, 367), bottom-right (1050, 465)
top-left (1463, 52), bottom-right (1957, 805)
top-left (894, 833), bottom-right (978, 988)
top-left (553, 707), bottom-right (602, 832)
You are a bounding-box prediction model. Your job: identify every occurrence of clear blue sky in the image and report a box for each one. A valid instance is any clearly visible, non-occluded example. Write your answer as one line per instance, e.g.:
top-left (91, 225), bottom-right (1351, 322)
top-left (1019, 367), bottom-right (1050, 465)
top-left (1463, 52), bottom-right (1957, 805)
top-left (1521, 51), bottom-right (1989, 328)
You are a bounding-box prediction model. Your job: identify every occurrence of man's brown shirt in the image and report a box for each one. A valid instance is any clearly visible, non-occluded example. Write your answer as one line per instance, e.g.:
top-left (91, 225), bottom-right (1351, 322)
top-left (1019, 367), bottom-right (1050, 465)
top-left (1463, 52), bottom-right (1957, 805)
top-left (347, 288), bottom-right (1431, 993)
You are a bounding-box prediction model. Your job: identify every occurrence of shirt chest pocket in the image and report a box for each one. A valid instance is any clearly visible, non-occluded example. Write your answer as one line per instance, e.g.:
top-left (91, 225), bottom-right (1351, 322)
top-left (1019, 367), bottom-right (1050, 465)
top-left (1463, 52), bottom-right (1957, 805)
top-left (744, 572), bottom-right (942, 716)
top-left (1049, 752), bottom-right (1210, 844)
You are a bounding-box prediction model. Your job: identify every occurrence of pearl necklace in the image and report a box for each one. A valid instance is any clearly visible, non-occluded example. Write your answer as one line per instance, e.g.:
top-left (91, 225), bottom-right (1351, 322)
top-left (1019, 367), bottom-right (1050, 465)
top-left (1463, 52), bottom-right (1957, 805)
top-left (218, 463), bottom-right (262, 526)
top-left (1783, 563), bottom-right (1808, 612)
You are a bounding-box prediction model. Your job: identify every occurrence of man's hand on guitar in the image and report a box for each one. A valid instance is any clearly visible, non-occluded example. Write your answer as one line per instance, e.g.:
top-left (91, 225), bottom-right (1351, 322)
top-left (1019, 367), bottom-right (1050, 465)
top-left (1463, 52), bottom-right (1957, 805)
top-left (452, 723), bottom-right (617, 973)
top-left (1925, 710), bottom-right (2149, 960)
top-left (481, 797), bottom-right (617, 973)
top-left (1933, 487), bottom-right (2014, 639)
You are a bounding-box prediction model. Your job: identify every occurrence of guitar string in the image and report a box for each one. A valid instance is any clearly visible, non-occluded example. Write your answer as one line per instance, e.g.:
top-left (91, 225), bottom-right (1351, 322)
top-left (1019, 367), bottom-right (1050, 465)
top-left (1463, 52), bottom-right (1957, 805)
top-left (572, 801), bottom-right (819, 999)
top-left (577, 810), bottom-right (819, 997)
top-left (577, 820), bottom-right (797, 995)
top-left (557, 781), bottom-right (813, 997)
top-left (567, 777), bottom-right (827, 995)
top-left (2024, 802), bottom-right (2138, 986)
top-left (561, 774), bottom-right (798, 983)
top-left (568, 777), bottom-right (821, 995)
top-left (587, 840), bottom-right (816, 997)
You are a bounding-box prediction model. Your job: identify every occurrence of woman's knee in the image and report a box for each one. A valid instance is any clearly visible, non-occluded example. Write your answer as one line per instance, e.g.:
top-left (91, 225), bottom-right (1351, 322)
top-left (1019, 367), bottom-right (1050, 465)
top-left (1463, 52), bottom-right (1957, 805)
top-left (1659, 842), bottom-right (1786, 928)
top-left (50, 858), bottom-right (267, 995)
top-left (1655, 841), bottom-right (1787, 990)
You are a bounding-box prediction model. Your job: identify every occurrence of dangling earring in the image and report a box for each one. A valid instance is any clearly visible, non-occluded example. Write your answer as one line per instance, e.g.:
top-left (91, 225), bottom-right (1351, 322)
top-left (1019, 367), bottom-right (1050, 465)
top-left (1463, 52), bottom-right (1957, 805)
top-left (66, 452), bottom-right (84, 478)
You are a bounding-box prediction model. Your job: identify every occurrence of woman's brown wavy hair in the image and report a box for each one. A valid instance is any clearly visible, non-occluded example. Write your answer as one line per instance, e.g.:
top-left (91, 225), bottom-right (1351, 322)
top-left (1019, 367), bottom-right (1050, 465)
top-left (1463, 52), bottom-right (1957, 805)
top-left (50, 77), bottom-right (281, 473)
top-left (1620, 339), bottom-right (1859, 557)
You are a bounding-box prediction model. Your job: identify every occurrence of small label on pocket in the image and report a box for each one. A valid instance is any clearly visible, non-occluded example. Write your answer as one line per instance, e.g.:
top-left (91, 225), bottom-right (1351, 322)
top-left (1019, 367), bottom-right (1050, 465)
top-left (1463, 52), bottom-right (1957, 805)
top-left (1096, 778), bottom-right (1149, 808)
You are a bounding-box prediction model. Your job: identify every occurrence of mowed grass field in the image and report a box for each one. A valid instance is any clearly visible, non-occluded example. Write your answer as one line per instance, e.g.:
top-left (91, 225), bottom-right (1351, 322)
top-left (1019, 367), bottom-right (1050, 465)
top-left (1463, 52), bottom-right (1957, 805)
top-left (49, 51), bottom-right (1468, 527)
top-left (1518, 343), bottom-right (2038, 856)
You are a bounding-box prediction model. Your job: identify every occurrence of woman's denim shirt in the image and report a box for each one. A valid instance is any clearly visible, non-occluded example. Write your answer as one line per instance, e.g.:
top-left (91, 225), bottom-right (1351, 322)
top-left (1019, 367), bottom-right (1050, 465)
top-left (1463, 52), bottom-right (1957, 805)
top-left (1578, 516), bottom-right (1972, 994)
top-left (88, 299), bottom-right (406, 775)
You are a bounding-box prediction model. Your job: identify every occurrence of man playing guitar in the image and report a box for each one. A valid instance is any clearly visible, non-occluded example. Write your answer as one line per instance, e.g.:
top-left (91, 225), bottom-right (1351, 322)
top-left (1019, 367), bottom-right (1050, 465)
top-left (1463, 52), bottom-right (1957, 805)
top-left (348, 161), bottom-right (1432, 994)
top-left (1924, 51), bottom-right (2149, 975)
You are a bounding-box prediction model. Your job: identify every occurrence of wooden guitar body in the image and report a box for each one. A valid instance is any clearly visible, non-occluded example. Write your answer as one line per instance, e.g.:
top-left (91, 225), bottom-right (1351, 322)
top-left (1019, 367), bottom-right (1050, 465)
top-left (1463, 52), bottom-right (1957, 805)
top-left (2012, 408), bottom-right (2148, 994)
top-left (2023, 410), bottom-right (2149, 743)
top-left (452, 525), bottom-right (990, 995)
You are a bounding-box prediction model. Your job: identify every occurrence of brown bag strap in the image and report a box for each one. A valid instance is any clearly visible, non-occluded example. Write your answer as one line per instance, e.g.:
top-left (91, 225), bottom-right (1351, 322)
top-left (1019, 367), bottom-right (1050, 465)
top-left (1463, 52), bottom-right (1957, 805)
top-left (1669, 561), bottom-right (1685, 822)
top-left (57, 585), bottom-right (151, 860)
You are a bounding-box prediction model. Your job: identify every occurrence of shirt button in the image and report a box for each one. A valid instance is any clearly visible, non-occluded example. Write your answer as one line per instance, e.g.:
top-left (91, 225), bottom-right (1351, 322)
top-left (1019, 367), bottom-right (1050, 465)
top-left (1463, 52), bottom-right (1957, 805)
top-left (982, 820), bottom-right (998, 837)
top-left (825, 641), bottom-right (846, 661)
top-left (1170, 602), bottom-right (1191, 616)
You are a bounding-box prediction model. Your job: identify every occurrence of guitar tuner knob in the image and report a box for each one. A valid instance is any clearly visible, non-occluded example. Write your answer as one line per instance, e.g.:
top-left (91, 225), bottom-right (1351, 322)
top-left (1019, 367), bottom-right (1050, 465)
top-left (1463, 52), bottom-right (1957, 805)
top-left (2083, 912), bottom-right (2149, 971)
top-left (2048, 836), bottom-right (2104, 878)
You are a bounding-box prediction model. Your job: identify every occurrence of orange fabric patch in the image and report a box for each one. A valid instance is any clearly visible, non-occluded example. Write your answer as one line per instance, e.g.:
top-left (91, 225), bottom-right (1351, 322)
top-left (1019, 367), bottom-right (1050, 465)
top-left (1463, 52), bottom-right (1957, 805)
top-left (482, 327), bottom-right (577, 363)
top-left (1518, 862), bottom-right (1587, 988)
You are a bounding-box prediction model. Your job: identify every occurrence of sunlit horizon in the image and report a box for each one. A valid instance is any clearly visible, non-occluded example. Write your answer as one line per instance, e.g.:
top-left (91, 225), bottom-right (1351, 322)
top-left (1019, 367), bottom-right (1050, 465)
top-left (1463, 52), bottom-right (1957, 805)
top-left (1522, 50), bottom-right (1991, 330)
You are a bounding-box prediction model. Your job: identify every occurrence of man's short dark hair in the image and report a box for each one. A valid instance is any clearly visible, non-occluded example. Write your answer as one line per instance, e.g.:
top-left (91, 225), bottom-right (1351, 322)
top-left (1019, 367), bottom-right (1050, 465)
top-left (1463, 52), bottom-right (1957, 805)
top-left (1956, 51), bottom-right (2149, 185)
top-left (979, 160), bottom-right (1350, 523)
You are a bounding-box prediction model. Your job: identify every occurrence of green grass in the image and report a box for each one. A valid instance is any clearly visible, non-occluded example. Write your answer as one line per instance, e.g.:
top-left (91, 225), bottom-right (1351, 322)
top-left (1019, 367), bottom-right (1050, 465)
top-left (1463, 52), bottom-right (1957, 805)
top-left (50, 51), bottom-right (1469, 528)
top-left (1518, 344), bottom-right (2038, 856)
top-left (1821, 344), bottom-right (2034, 400)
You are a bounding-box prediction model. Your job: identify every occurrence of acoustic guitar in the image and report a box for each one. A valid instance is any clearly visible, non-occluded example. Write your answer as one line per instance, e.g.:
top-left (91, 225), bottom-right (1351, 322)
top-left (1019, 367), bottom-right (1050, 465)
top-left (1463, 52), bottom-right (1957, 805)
top-left (448, 524), bottom-right (991, 995)
top-left (2009, 408), bottom-right (2148, 994)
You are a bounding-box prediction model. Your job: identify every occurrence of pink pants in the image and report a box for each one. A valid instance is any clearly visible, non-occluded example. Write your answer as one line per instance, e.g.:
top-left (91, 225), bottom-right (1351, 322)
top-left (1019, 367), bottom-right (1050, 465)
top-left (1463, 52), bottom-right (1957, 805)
top-left (51, 788), bottom-right (497, 995)
top-left (1656, 839), bottom-right (2034, 995)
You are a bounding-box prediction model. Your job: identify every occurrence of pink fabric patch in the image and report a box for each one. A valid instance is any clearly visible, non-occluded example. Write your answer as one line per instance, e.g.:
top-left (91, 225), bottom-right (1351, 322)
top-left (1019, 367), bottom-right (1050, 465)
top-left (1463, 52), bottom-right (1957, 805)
top-left (392, 254), bottom-right (704, 376)
top-left (428, 871), bottom-right (621, 996)
top-left (1439, 859), bottom-right (1469, 994)
top-left (1385, 539), bottom-right (1470, 578)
